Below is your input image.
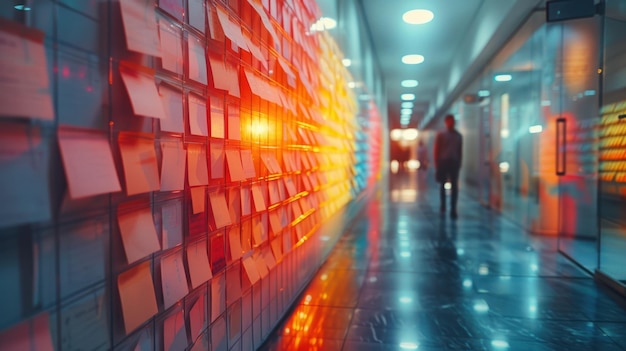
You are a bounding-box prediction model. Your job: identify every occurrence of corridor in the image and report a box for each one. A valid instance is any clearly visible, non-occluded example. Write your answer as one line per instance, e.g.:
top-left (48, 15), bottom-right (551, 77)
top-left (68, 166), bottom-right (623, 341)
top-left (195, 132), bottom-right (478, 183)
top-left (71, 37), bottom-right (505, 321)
top-left (259, 173), bottom-right (626, 351)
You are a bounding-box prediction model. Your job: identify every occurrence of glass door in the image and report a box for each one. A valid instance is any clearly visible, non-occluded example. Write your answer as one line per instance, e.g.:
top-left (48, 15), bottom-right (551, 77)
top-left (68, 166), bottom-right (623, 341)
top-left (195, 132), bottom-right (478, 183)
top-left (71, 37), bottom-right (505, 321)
top-left (598, 1), bottom-right (626, 292)
top-left (555, 17), bottom-right (600, 273)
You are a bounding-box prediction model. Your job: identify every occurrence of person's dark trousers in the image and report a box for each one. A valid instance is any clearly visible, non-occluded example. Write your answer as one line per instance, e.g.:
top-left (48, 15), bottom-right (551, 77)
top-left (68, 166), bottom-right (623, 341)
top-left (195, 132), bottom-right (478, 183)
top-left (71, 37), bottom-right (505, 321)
top-left (438, 159), bottom-right (460, 216)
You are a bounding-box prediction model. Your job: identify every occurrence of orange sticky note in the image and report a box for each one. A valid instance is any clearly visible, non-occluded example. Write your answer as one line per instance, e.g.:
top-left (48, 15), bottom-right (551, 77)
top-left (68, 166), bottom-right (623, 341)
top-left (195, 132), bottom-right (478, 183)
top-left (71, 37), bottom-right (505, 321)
top-left (269, 210), bottom-right (282, 234)
top-left (190, 186), bottom-right (205, 215)
top-left (240, 150), bottom-right (256, 179)
top-left (119, 132), bottom-right (160, 195)
top-left (284, 177), bottom-right (297, 197)
top-left (187, 143), bottom-right (209, 186)
top-left (160, 140), bottom-right (186, 192)
top-left (240, 220), bottom-right (252, 252)
top-left (227, 187), bottom-right (241, 224)
top-left (210, 98), bottom-right (225, 138)
top-left (253, 252), bottom-right (269, 278)
top-left (251, 215), bottom-right (264, 246)
top-left (250, 184), bottom-right (266, 212)
top-left (120, 65), bottom-right (166, 119)
top-left (270, 237), bottom-right (282, 261)
top-left (160, 250), bottom-right (189, 309)
top-left (268, 180), bottom-right (280, 205)
top-left (209, 190), bottom-right (232, 229)
top-left (118, 205), bottom-right (161, 264)
top-left (188, 94), bottom-right (208, 136)
top-left (225, 150), bottom-right (245, 182)
top-left (158, 85), bottom-right (184, 133)
top-left (187, 240), bottom-right (212, 289)
top-left (117, 261), bottom-right (158, 334)
top-left (58, 127), bottom-right (121, 199)
top-left (242, 256), bottom-right (260, 285)
top-left (227, 108), bottom-right (241, 141)
top-left (240, 186), bottom-right (251, 216)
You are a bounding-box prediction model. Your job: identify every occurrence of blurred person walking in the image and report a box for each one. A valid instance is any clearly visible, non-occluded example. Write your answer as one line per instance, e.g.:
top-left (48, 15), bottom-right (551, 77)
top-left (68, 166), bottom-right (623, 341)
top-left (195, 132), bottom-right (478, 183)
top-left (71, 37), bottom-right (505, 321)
top-left (434, 114), bottom-right (463, 219)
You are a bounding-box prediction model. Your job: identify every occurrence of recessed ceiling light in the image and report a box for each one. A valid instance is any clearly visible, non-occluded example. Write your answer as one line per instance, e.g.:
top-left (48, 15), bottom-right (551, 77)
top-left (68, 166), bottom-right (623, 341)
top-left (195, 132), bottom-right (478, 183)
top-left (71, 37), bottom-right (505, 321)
top-left (348, 82), bottom-right (356, 88)
top-left (402, 55), bottom-right (425, 65)
top-left (401, 80), bottom-right (419, 87)
top-left (494, 74), bottom-right (512, 82)
top-left (401, 108), bottom-right (412, 114)
top-left (478, 90), bottom-right (490, 97)
top-left (402, 9), bottom-right (434, 24)
top-left (14, 4), bottom-right (31, 10)
top-left (342, 58), bottom-right (352, 67)
top-left (401, 93), bottom-right (416, 100)
top-left (401, 102), bottom-right (414, 108)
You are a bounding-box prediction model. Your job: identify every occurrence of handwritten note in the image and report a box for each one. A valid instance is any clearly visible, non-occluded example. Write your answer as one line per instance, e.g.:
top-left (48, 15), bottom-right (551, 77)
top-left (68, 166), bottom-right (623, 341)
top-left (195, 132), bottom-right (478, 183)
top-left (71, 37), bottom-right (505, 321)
top-left (58, 127), bottom-right (122, 199)
top-left (187, 240), bottom-right (212, 289)
top-left (0, 19), bottom-right (54, 120)
top-left (160, 250), bottom-right (189, 309)
top-left (119, 0), bottom-right (161, 57)
top-left (119, 132), bottom-right (160, 195)
top-left (118, 261), bottom-right (158, 334)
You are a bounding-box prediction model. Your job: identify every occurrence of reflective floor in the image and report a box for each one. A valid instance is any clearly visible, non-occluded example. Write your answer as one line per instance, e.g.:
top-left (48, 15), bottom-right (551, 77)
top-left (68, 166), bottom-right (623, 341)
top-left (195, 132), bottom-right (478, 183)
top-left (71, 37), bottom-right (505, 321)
top-left (258, 172), bottom-right (626, 351)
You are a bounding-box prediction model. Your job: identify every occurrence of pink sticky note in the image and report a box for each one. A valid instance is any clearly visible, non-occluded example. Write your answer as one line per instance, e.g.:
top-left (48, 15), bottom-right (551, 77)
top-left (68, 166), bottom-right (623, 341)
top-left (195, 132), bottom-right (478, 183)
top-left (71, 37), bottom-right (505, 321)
top-left (158, 21), bottom-right (183, 74)
top-left (163, 309), bottom-right (188, 351)
top-left (120, 65), bottom-right (166, 119)
top-left (227, 187), bottom-right (241, 224)
top-left (117, 261), bottom-right (158, 334)
top-left (269, 210), bottom-right (282, 234)
top-left (210, 98), bottom-right (225, 138)
top-left (215, 6), bottom-right (248, 50)
top-left (187, 240), bottom-right (212, 289)
top-left (209, 190), bottom-right (232, 229)
top-left (187, 143), bottom-right (209, 186)
top-left (227, 107), bottom-right (241, 141)
top-left (119, 132), bottom-right (160, 195)
top-left (268, 180), bottom-right (280, 205)
top-left (0, 22), bottom-right (54, 120)
top-left (118, 205), bottom-right (161, 264)
top-left (188, 94), bottom-right (208, 136)
top-left (160, 250), bottom-right (189, 309)
top-left (225, 150), bottom-right (245, 182)
top-left (119, 0), bottom-right (161, 57)
top-left (251, 215), bottom-right (264, 246)
top-left (160, 140), bottom-right (186, 191)
top-left (0, 312), bottom-right (54, 351)
top-left (58, 127), bottom-right (121, 199)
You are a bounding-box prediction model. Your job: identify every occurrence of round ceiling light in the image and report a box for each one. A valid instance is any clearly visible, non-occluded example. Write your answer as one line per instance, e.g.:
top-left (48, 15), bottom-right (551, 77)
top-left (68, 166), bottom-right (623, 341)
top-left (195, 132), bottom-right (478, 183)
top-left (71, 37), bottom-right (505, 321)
top-left (401, 93), bottom-right (416, 101)
top-left (401, 80), bottom-right (419, 88)
top-left (401, 102), bottom-right (414, 108)
top-left (402, 55), bottom-right (425, 65)
top-left (402, 9), bottom-right (434, 25)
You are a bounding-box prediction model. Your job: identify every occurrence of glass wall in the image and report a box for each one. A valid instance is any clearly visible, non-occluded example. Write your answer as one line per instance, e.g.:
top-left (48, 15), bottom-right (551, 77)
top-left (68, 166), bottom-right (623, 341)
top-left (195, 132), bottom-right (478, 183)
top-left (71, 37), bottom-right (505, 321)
top-left (599, 0), bottom-right (626, 288)
top-left (455, 10), bottom-right (602, 275)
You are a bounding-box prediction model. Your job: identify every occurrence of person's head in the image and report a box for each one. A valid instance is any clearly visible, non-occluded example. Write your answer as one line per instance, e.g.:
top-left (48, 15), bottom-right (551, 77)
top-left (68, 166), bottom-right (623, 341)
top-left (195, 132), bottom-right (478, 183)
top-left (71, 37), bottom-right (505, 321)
top-left (444, 114), bottom-right (455, 130)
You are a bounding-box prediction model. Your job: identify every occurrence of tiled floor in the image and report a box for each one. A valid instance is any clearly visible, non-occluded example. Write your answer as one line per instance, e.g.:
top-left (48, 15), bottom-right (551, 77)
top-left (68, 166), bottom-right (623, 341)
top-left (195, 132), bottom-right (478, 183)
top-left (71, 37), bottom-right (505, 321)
top-left (258, 173), bottom-right (626, 350)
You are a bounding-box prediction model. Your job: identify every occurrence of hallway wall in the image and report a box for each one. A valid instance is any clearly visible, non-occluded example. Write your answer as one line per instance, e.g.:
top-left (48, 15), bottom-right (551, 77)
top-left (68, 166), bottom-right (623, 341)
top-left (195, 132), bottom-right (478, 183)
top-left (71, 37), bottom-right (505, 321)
top-left (0, 1), bottom-right (383, 350)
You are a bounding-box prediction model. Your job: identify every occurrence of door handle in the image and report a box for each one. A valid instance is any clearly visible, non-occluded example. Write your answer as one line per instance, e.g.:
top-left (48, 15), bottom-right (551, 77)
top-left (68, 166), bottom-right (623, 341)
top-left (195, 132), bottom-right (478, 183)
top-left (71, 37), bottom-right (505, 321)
top-left (556, 117), bottom-right (566, 176)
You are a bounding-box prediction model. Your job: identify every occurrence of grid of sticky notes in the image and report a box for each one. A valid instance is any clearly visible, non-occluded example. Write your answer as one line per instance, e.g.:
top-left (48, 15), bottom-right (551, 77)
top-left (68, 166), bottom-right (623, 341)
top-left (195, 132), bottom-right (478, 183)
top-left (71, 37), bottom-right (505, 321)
top-left (0, 0), bottom-right (381, 349)
top-left (599, 101), bottom-right (626, 189)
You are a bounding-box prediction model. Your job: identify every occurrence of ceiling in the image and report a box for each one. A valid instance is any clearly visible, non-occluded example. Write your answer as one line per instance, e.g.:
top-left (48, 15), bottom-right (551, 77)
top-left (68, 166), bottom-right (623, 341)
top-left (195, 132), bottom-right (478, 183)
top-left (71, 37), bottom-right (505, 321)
top-left (339, 0), bottom-right (545, 129)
